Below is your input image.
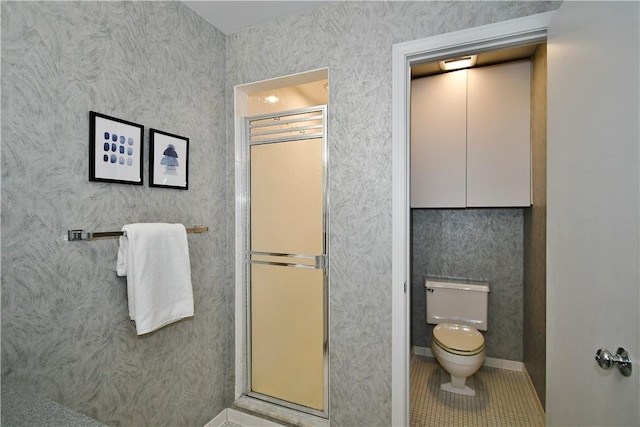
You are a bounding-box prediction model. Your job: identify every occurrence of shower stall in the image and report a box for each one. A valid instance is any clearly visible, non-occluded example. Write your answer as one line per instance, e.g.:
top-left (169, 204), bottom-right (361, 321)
top-left (245, 105), bottom-right (329, 417)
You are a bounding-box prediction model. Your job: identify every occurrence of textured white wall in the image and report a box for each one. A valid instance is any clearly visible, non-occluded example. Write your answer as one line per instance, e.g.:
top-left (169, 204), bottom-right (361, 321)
top-left (1, 2), bottom-right (231, 426)
top-left (1, 1), bottom-right (561, 426)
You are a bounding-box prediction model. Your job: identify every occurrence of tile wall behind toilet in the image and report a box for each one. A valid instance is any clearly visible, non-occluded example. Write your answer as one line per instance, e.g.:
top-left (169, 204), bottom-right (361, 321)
top-left (411, 208), bottom-right (524, 361)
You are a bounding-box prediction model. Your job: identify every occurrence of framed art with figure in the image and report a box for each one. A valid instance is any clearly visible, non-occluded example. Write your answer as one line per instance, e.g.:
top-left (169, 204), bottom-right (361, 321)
top-left (149, 128), bottom-right (189, 190)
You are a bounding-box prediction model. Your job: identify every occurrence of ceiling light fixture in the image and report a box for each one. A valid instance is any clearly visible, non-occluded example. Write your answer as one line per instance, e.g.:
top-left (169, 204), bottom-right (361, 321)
top-left (439, 55), bottom-right (478, 71)
top-left (265, 95), bottom-right (279, 104)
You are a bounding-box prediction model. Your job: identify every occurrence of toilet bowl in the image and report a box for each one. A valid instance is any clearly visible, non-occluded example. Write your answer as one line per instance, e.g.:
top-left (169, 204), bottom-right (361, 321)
top-left (425, 278), bottom-right (490, 397)
top-left (431, 323), bottom-right (486, 396)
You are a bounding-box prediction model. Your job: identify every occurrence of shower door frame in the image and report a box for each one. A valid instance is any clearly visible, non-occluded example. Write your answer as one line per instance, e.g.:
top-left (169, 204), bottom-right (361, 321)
top-left (243, 105), bottom-right (330, 418)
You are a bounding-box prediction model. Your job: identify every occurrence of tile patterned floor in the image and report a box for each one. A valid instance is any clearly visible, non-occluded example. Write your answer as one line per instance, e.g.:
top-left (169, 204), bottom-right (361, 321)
top-left (410, 354), bottom-right (545, 427)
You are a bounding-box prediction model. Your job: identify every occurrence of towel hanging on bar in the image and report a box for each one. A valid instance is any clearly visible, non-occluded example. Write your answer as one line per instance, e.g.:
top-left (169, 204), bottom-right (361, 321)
top-left (116, 223), bottom-right (194, 335)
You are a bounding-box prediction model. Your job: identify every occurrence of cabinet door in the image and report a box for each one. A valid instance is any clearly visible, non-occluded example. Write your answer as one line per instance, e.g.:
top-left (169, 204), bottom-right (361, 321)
top-left (466, 60), bottom-right (531, 207)
top-left (410, 70), bottom-right (467, 208)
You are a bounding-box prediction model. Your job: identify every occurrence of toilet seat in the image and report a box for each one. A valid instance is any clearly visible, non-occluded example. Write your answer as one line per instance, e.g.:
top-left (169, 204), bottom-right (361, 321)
top-left (433, 323), bottom-right (484, 356)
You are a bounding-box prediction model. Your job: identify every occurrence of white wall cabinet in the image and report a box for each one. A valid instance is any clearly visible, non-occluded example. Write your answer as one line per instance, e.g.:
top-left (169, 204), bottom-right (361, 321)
top-left (411, 60), bottom-right (531, 208)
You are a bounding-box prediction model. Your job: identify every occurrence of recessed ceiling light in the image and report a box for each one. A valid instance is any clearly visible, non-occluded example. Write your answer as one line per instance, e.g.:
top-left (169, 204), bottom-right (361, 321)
top-left (265, 95), bottom-right (279, 104)
top-left (439, 55), bottom-right (478, 71)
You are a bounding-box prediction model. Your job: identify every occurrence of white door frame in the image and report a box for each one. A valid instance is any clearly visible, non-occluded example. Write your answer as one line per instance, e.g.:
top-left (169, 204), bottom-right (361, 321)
top-left (391, 12), bottom-right (555, 425)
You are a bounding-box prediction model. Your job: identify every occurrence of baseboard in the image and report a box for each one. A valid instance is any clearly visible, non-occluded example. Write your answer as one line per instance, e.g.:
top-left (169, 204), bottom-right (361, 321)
top-left (203, 410), bottom-right (227, 427)
top-left (204, 407), bottom-right (285, 427)
top-left (232, 396), bottom-right (328, 427)
top-left (412, 345), bottom-right (526, 372)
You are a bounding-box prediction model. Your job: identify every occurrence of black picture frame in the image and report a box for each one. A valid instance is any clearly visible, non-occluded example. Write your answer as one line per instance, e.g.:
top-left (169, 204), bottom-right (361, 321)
top-left (149, 128), bottom-right (189, 190)
top-left (89, 111), bottom-right (144, 185)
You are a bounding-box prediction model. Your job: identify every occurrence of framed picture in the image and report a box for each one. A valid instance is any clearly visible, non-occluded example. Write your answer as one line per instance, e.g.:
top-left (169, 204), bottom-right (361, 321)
top-left (89, 111), bottom-right (144, 185)
top-left (149, 129), bottom-right (189, 190)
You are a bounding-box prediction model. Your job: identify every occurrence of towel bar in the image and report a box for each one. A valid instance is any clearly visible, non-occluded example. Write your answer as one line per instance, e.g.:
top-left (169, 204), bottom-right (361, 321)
top-left (65, 226), bottom-right (208, 241)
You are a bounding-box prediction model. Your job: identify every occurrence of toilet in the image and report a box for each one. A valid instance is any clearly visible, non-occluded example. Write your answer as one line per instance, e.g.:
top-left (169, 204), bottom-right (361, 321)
top-left (425, 278), bottom-right (490, 397)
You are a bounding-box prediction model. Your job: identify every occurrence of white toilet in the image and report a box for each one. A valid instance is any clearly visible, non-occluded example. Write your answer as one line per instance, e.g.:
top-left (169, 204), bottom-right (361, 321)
top-left (425, 278), bottom-right (490, 397)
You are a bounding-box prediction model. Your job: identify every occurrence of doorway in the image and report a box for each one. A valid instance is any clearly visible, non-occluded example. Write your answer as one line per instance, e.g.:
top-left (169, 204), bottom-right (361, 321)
top-left (234, 69), bottom-right (330, 420)
top-left (409, 43), bottom-right (547, 421)
top-left (391, 12), bottom-right (555, 425)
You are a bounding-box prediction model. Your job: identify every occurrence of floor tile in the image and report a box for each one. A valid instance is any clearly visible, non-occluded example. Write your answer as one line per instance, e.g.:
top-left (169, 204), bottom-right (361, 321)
top-left (410, 354), bottom-right (544, 427)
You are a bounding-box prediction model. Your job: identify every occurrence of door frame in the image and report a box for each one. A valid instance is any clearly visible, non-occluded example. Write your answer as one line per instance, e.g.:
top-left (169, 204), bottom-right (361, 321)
top-left (245, 106), bottom-right (329, 417)
top-left (233, 69), bottom-right (330, 413)
top-left (391, 11), bottom-right (555, 425)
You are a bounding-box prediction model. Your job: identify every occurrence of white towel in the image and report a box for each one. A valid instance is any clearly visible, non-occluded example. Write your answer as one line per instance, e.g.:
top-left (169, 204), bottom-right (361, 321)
top-left (116, 223), bottom-right (194, 335)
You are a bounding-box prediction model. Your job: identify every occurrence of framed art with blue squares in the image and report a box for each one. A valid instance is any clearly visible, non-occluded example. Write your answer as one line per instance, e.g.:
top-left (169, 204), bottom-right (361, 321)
top-left (89, 111), bottom-right (144, 185)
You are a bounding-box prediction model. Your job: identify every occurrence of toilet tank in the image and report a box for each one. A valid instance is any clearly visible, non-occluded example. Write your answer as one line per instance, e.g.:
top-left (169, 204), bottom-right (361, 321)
top-left (425, 278), bottom-right (490, 331)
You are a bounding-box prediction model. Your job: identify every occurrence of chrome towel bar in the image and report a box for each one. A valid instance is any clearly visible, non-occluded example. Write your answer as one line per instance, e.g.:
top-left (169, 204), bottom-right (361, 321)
top-left (65, 226), bottom-right (208, 241)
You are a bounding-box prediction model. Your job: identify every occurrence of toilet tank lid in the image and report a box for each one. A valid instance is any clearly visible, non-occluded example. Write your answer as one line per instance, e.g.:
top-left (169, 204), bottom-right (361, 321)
top-left (425, 279), bottom-right (490, 292)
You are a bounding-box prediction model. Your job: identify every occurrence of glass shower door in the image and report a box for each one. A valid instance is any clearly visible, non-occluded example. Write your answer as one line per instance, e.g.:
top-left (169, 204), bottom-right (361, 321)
top-left (247, 106), bottom-right (328, 416)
